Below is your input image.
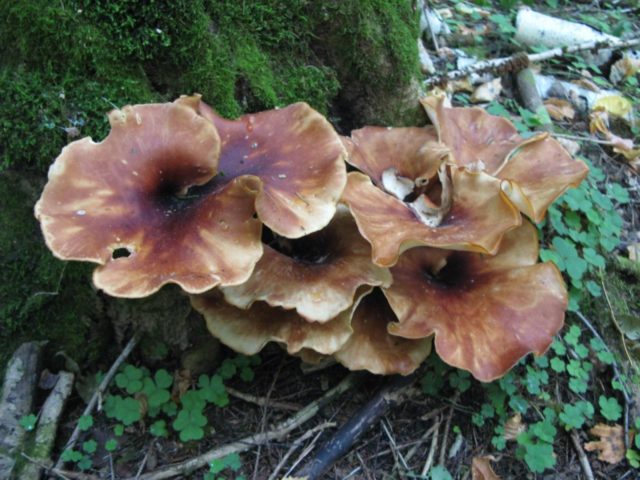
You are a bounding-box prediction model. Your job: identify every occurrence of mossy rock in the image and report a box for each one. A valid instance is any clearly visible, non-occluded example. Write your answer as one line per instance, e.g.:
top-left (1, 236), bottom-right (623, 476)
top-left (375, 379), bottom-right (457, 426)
top-left (0, 171), bottom-right (110, 374)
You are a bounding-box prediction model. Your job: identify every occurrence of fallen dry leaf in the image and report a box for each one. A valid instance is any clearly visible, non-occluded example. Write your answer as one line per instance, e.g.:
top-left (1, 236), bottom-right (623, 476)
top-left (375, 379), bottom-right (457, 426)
top-left (544, 98), bottom-right (575, 121)
top-left (593, 95), bottom-right (633, 119)
top-left (589, 109), bottom-right (610, 136)
top-left (610, 55), bottom-right (640, 84)
top-left (573, 78), bottom-right (600, 92)
top-left (504, 413), bottom-right (526, 441)
top-left (472, 455), bottom-right (502, 480)
top-left (584, 423), bottom-right (625, 464)
top-left (556, 137), bottom-right (580, 156)
top-left (628, 243), bottom-right (640, 261)
top-left (471, 78), bottom-right (502, 103)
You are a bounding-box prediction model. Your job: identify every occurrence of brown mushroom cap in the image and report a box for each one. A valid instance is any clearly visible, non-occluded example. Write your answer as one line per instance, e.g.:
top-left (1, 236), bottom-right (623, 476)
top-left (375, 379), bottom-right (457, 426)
top-left (334, 290), bottom-right (433, 376)
top-left (190, 290), bottom-right (355, 357)
top-left (198, 102), bottom-right (347, 238)
top-left (35, 96), bottom-right (263, 297)
top-left (422, 95), bottom-right (589, 222)
top-left (342, 169), bottom-right (521, 267)
top-left (383, 222), bottom-right (568, 382)
top-left (221, 206), bottom-right (391, 322)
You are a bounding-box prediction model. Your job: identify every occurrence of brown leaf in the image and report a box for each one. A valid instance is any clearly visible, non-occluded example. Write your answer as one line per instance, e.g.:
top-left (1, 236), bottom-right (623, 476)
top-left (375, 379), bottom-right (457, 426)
top-left (472, 455), bottom-right (502, 480)
top-left (573, 78), bottom-right (600, 92)
top-left (610, 56), bottom-right (640, 84)
top-left (584, 423), bottom-right (625, 464)
top-left (471, 78), bottom-right (502, 103)
top-left (544, 98), bottom-right (575, 121)
top-left (504, 413), bottom-right (526, 441)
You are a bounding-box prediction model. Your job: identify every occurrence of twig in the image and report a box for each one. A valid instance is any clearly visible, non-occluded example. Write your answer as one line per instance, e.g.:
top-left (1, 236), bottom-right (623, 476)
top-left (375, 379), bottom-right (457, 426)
top-left (282, 422), bottom-right (336, 478)
top-left (225, 387), bottom-right (299, 411)
top-left (135, 441), bottom-right (154, 480)
top-left (293, 374), bottom-right (416, 480)
top-left (438, 393), bottom-right (458, 467)
top-left (421, 417), bottom-right (440, 476)
top-left (422, 1), bottom-right (439, 51)
top-left (128, 374), bottom-right (358, 480)
top-left (53, 333), bottom-right (141, 471)
top-left (381, 418), bottom-right (410, 473)
top-left (552, 133), bottom-right (620, 146)
top-left (405, 421), bottom-right (438, 463)
top-left (424, 36), bottom-right (640, 86)
top-left (569, 429), bottom-right (595, 480)
top-left (268, 422), bottom-right (336, 480)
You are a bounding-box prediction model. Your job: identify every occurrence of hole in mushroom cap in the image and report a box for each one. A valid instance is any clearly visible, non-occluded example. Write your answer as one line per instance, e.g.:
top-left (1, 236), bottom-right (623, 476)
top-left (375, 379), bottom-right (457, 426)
top-left (112, 247), bottom-right (132, 259)
top-left (262, 227), bottom-right (334, 265)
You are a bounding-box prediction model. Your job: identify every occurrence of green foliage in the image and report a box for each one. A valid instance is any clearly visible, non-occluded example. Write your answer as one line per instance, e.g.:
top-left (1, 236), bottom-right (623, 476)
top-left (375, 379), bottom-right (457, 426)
top-left (78, 415), bottom-right (93, 431)
top-left (598, 396), bottom-right (622, 422)
top-left (428, 465), bottom-right (453, 480)
top-left (105, 439), bottom-right (118, 452)
top-left (19, 414), bottom-right (37, 431)
top-left (104, 395), bottom-right (142, 426)
top-left (205, 453), bottom-right (244, 480)
top-left (115, 365), bottom-right (145, 394)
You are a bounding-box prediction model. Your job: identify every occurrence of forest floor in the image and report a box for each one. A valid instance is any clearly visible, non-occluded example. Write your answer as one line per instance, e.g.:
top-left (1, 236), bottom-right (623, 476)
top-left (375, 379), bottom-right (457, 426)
top-left (4, 1), bottom-right (640, 479)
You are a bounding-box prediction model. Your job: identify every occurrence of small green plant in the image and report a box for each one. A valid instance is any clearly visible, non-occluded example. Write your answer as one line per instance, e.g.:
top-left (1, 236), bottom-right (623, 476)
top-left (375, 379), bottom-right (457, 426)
top-left (19, 413), bottom-right (37, 431)
top-left (204, 452), bottom-right (244, 480)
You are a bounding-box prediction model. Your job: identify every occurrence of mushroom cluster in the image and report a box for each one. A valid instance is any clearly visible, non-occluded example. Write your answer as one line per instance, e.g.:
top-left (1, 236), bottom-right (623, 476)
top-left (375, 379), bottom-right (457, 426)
top-left (35, 94), bottom-right (588, 381)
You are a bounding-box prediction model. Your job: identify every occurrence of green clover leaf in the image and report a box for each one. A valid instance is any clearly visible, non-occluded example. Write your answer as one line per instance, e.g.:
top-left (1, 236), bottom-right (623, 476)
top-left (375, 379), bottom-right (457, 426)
top-left (105, 439), bottom-right (118, 452)
top-left (559, 401), bottom-right (594, 430)
top-left (19, 414), bottom-right (37, 431)
top-left (173, 409), bottom-right (207, 442)
top-left (198, 374), bottom-right (229, 407)
top-left (599, 396), bottom-right (622, 421)
top-left (115, 364), bottom-right (144, 394)
top-left (82, 439), bottom-right (97, 454)
top-left (150, 419), bottom-right (169, 438)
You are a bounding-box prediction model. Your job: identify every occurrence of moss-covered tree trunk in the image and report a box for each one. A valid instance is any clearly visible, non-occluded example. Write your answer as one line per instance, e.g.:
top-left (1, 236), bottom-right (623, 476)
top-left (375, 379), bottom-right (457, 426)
top-left (0, 0), bottom-right (424, 371)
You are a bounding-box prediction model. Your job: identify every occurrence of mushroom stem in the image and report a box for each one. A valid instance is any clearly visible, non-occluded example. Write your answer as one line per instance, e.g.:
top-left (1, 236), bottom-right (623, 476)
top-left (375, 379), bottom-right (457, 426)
top-left (408, 163), bottom-right (452, 228)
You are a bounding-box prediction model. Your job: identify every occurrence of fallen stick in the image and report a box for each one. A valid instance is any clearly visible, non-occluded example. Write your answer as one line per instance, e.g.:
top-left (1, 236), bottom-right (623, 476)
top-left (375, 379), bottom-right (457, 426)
top-left (128, 373), bottom-right (358, 480)
top-left (569, 429), bottom-right (595, 480)
top-left (53, 333), bottom-right (141, 471)
top-left (20, 371), bottom-right (75, 480)
top-left (293, 374), bottom-right (416, 480)
top-left (424, 37), bottom-right (640, 86)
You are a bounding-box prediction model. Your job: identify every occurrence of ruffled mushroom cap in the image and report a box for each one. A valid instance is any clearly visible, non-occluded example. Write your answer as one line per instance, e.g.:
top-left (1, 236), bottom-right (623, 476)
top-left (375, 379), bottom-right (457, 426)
top-left (198, 102), bottom-right (347, 238)
top-left (190, 291), bottom-right (355, 357)
top-left (334, 290), bottom-right (433, 376)
top-left (35, 96), bottom-right (263, 297)
top-left (221, 206), bottom-right (391, 322)
top-left (421, 95), bottom-right (589, 222)
top-left (383, 222), bottom-right (567, 381)
top-left (342, 169), bottom-right (521, 267)
top-left (341, 126), bottom-right (521, 266)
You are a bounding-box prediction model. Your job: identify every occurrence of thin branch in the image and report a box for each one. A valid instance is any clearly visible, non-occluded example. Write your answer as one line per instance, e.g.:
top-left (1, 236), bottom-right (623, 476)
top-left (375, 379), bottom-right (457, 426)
top-left (268, 422), bottom-right (336, 480)
top-left (569, 429), bottom-right (595, 480)
top-left (424, 36), bottom-right (640, 86)
top-left (225, 387), bottom-right (299, 412)
top-left (53, 333), bottom-right (141, 471)
top-left (293, 374), bottom-right (416, 480)
top-left (421, 417), bottom-right (440, 476)
top-left (129, 373), bottom-right (358, 480)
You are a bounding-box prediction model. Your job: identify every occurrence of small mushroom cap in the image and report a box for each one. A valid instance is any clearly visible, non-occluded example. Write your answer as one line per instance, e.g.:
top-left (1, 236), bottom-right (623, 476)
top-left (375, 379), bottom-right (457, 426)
top-left (221, 206), bottom-right (391, 322)
top-left (422, 95), bottom-right (589, 222)
top-left (190, 291), bottom-right (355, 357)
top-left (35, 97), bottom-right (263, 297)
top-left (343, 126), bottom-right (443, 185)
top-left (383, 222), bottom-right (568, 382)
top-left (342, 169), bottom-right (521, 267)
top-left (334, 290), bottom-right (433, 376)
top-left (498, 135), bottom-right (589, 222)
top-left (198, 102), bottom-right (347, 238)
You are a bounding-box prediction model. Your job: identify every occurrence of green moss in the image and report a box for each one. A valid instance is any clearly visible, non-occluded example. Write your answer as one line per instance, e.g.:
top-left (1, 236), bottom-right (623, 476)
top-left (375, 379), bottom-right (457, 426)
top-left (0, 172), bottom-right (109, 371)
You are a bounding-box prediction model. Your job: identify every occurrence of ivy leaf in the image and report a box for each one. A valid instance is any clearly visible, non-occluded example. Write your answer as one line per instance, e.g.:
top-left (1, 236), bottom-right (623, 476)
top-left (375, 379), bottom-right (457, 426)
top-left (599, 396), bottom-right (622, 421)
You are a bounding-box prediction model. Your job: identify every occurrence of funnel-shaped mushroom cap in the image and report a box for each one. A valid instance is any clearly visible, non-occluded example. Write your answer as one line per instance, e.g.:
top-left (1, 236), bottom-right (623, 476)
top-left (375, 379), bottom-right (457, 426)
top-left (334, 290), bottom-right (432, 376)
top-left (190, 291), bottom-right (355, 357)
top-left (421, 95), bottom-right (589, 222)
top-left (198, 102), bottom-right (347, 238)
top-left (35, 96), bottom-right (263, 297)
top-left (342, 169), bottom-right (521, 267)
top-left (221, 206), bottom-right (391, 322)
top-left (383, 222), bottom-right (567, 381)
